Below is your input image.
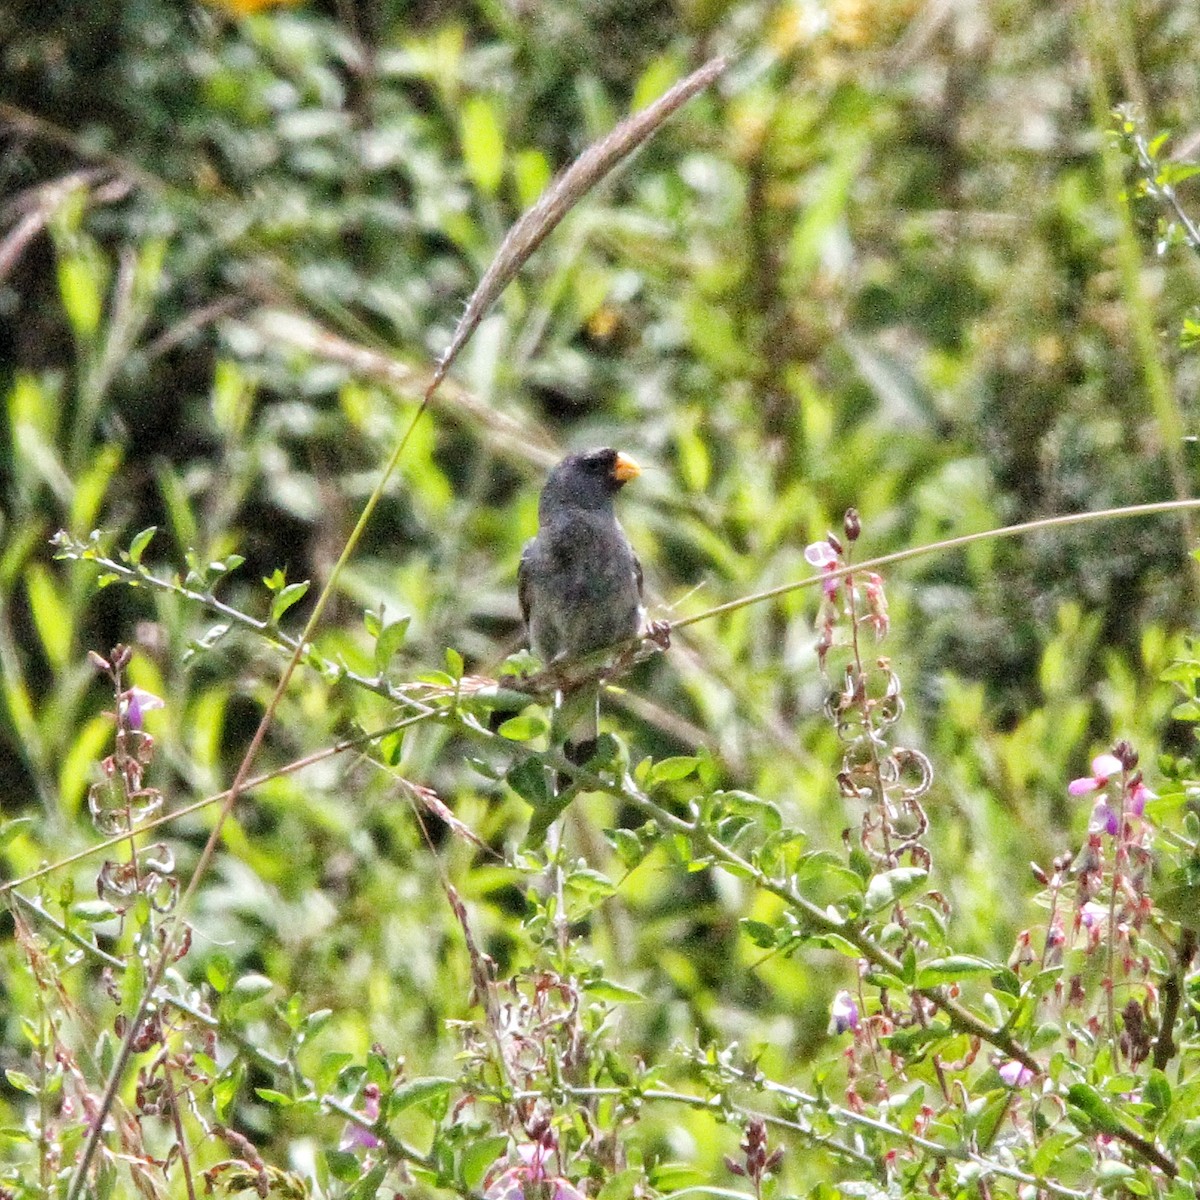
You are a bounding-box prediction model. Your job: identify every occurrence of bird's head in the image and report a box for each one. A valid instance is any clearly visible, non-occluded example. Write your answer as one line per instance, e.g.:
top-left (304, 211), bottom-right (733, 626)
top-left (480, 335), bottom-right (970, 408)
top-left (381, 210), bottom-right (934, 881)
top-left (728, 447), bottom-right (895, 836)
top-left (540, 448), bottom-right (641, 516)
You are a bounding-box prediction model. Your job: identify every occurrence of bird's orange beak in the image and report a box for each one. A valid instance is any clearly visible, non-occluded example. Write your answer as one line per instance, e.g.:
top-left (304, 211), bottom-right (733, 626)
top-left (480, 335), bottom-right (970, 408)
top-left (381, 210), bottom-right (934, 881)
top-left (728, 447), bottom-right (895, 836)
top-left (612, 452), bottom-right (641, 483)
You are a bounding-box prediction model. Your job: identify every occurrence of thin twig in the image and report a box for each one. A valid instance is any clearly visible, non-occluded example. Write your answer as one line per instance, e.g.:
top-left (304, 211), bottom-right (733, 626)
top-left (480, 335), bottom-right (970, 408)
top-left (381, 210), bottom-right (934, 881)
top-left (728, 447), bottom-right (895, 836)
top-left (669, 498), bottom-right (1200, 632)
top-left (428, 54), bottom-right (728, 395)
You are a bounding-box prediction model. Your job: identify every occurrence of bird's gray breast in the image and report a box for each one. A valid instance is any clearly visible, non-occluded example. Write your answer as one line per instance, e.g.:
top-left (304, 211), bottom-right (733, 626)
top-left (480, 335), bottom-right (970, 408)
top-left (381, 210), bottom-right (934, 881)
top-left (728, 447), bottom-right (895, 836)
top-left (525, 513), bottom-right (642, 663)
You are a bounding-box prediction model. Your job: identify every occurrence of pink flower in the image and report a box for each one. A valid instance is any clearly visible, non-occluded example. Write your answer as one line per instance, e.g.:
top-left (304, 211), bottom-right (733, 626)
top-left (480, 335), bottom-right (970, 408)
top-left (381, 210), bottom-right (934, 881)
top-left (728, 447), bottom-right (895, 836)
top-left (805, 541), bottom-right (842, 599)
top-left (484, 1145), bottom-right (586, 1200)
top-left (485, 1171), bottom-right (585, 1200)
top-left (1128, 780), bottom-right (1156, 816)
top-left (861, 572), bottom-right (889, 638)
top-left (1068, 754), bottom-right (1122, 797)
top-left (998, 1060), bottom-right (1034, 1088)
top-left (805, 541), bottom-right (839, 568)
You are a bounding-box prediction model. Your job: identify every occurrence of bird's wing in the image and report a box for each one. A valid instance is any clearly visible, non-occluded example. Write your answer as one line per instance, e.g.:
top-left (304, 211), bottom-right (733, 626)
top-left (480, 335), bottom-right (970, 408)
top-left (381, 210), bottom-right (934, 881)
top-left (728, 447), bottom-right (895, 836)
top-left (634, 551), bottom-right (644, 602)
top-left (517, 539), bottom-right (535, 636)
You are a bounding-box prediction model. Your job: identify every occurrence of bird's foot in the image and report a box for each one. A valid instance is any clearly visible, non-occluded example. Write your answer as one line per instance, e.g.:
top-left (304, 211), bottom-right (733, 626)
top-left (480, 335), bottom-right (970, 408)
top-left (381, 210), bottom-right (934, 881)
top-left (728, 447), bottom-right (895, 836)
top-left (646, 620), bottom-right (671, 651)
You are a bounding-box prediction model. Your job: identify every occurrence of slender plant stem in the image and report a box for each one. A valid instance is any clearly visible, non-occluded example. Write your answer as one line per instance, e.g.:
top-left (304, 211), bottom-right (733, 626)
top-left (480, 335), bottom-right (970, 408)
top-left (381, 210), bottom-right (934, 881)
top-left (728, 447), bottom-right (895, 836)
top-left (505, 1085), bottom-right (1091, 1198)
top-left (669, 498), bottom-right (1200, 632)
top-left (66, 406), bottom-right (432, 1198)
top-left (0, 718), bottom-right (429, 895)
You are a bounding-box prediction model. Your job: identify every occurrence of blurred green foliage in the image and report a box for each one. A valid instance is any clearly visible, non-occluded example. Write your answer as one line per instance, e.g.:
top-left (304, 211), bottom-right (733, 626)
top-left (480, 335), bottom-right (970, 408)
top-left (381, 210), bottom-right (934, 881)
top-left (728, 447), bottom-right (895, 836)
top-left (2, 0), bottom-right (1200, 1195)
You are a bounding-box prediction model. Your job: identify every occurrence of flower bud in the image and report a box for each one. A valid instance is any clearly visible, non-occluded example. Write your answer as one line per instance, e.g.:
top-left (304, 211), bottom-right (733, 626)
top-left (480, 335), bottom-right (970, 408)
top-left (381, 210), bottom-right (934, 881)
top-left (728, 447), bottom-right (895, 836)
top-left (1114, 740), bottom-right (1138, 771)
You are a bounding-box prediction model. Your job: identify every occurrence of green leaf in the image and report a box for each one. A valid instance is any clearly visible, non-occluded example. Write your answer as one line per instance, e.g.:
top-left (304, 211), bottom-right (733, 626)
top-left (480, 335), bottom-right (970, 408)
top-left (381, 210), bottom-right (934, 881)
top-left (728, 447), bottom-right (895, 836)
top-left (378, 729), bottom-right (404, 766)
top-left (386, 1076), bottom-right (455, 1116)
top-left (58, 252), bottom-right (103, 339)
top-left (648, 1162), bottom-right (704, 1191)
top-left (584, 979), bottom-right (645, 1003)
top-left (461, 95), bottom-right (505, 195)
top-left (212, 1067), bottom-right (242, 1120)
top-left (915, 955), bottom-right (1003, 987)
top-left (512, 148), bottom-right (551, 208)
top-left (445, 646), bottom-right (464, 678)
top-left (596, 1168), bottom-right (641, 1200)
top-left (506, 756), bottom-right (552, 808)
top-left (5, 1070), bottom-right (38, 1096)
top-left (270, 580), bottom-right (310, 624)
top-left (864, 867), bottom-right (928, 914)
top-left (345, 1162), bottom-right (389, 1200)
top-left (1144, 1069), bottom-right (1171, 1123)
top-left (374, 616), bottom-right (411, 672)
top-left (302, 1008), bottom-right (333, 1036)
top-left (740, 919), bottom-right (778, 949)
top-left (497, 710), bottom-right (549, 741)
top-left (565, 867), bottom-right (616, 901)
top-left (605, 826), bottom-right (645, 869)
top-left (883, 1022), bottom-right (951, 1055)
top-left (325, 1149), bottom-right (360, 1183)
top-left (127, 526), bottom-right (157, 565)
top-left (206, 954), bottom-right (233, 993)
top-left (1031, 1130), bottom-right (1078, 1176)
top-left (254, 1088), bottom-right (294, 1106)
top-left (153, 468), bottom-right (198, 563)
top-left (646, 756), bottom-right (700, 786)
top-left (991, 967), bottom-right (1022, 996)
top-left (1029, 1021), bottom-right (1062, 1050)
top-left (461, 1135), bottom-right (510, 1190)
top-left (0, 816), bottom-right (34, 850)
top-left (71, 900), bottom-right (117, 923)
top-left (1067, 1083), bottom-right (1126, 1135)
top-left (1157, 881), bottom-right (1200, 927)
top-left (1096, 1160), bottom-right (1136, 1185)
top-left (211, 359), bottom-right (252, 439)
top-left (26, 562), bottom-right (71, 668)
top-left (71, 444), bottom-right (122, 533)
top-left (848, 846), bottom-right (874, 880)
top-left (59, 715), bottom-right (114, 818)
top-left (716, 790), bottom-right (783, 834)
top-left (230, 973), bottom-right (274, 1002)
top-left (794, 850), bottom-right (864, 892)
top-left (814, 932), bottom-right (862, 957)
top-left (1159, 162), bottom-right (1200, 187)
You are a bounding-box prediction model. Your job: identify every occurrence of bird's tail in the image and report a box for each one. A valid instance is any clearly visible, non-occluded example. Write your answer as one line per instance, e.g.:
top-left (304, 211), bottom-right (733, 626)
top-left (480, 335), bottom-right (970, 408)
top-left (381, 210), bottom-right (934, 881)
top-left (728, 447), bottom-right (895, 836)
top-left (525, 685), bottom-right (600, 845)
top-left (554, 682), bottom-right (600, 770)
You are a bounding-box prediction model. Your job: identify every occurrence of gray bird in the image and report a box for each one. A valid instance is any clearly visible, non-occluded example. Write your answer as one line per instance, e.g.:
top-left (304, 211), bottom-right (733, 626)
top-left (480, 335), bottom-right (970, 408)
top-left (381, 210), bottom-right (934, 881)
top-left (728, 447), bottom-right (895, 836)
top-left (518, 448), bottom-right (644, 767)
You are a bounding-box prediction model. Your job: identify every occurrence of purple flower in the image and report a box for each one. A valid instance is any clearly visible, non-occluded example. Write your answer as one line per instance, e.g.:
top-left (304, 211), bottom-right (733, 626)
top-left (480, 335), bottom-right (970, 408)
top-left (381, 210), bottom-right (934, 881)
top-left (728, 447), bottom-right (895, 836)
top-left (339, 1083), bottom-right (382, 1151)
top-left (484, 1145), bottom-right (586, 1200)
top-left (805, 541), bottom-right (839, 568)
top-left (829, 990), bottom-right (860, 1034)
top-left (1068, 753), bottom-right (1122, 797)
top-left (119, 687), bottom-right (164, 731)
top-left (485, 1169), bottom-right (585, 1200)
top-left (1089, 798), bottom-right (1119, 836)
top-left (998, 1060), bottom-right (1034, 1088)
top-left (1128, 781), bottom-right (1155, 816)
